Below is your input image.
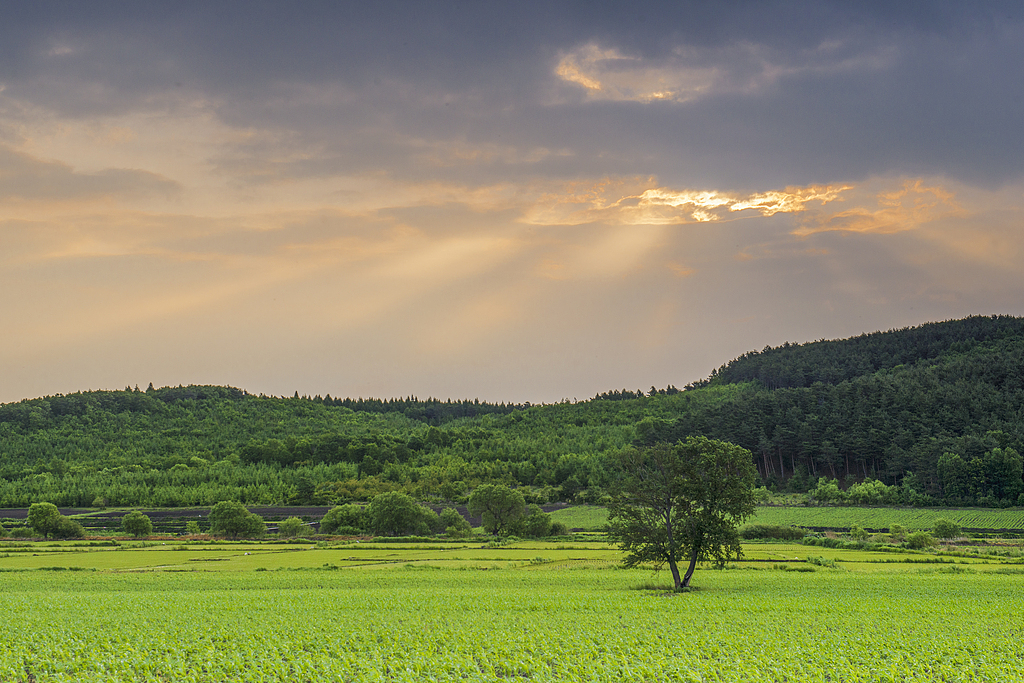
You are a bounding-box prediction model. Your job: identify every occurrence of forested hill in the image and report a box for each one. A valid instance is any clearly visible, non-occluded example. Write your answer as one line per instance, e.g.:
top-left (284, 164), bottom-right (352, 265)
top-left (700, 315), bottom-right (1024, 390)
top-left (1, 315), bottom-right (1023, 509)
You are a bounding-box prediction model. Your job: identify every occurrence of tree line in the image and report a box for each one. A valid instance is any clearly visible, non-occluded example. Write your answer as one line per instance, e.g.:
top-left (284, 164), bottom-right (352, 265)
top-left (2, 315), bottom-right (1023, 508)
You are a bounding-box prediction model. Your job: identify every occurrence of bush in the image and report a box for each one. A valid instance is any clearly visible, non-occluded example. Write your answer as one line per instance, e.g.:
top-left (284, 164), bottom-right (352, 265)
top-left (54, 517), bottom-right (85, 539)
top-left (933, 518), bottom-right (962, 539)
top-left (520, 505), bottom-right (553, 538)
top-left (440, 507), bottom-right (472, 537)
top-left (10, 526), bottom-right (34, 538)
top-left (0, 524), bottom-right (7, 538)
top-left (209, 501), bottom-right (265, 539)
top-left (740, 524), bottom-right (806, 540)
top-left (549, 521), bottom-right (569, 537)
top-left (365, 492), bottom-right (436, 536)
top-left (184, 520), bottom-right (201, 535)
top-left (320, 504), bottom-right (367, 534)
top-left (906, 531), bottom-right (937, 549)
top-left (889, 524), bottom-right (907, 539)
top-left (121, 511), bottom-right (153, 538)
top-left (277, 517), bottom-right (307, 538)
top-left (848, 525), bottom-right (869, 541)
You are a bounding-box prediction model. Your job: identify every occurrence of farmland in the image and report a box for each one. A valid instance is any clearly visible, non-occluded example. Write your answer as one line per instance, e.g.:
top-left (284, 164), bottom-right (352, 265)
top-left (552, 505), bottom-right (1024, 533)
top-left (2, 535), bottom-right (1024, 682)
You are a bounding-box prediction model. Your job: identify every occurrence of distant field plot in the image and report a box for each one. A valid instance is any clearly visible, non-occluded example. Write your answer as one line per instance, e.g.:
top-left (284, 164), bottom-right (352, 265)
top-left (2, 563), bottom-right (1023, 682)
top-left (752, 506), bottom-right (1024, 531)
top-left (550, 505), bottom-right (1024, 532)
top-left (548, 505), bottom-right (609, 530)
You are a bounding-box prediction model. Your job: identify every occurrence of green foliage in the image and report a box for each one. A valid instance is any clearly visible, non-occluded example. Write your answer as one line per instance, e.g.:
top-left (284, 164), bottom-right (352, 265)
top-left (184, 520), bottom-right (201, 535)
top-left (209, 501), bottom-right (265, 539)
top-left (364, 492), bottom-right (436, 536)
top-left (320, 504), bottom-right (367, 534)
top-left (2, 316), bottom-right (1024, 510)
top-left (933, 518), bottom-right (962, 539)
top-left (906, 531), bottom-right (937, 549)
top-left (277, 517), bottom-right (307, 538)
top-left (468, 484), bottom-right (526, 536)
top-left (848, 525), bottom-right (869, 541)
top-left (519, 504), bottom-right (553, 538)
top-left (0, 523), bottom-right (7, 538)
top-left (439, 507), bottom-right (472, 538)
top-left (121, 511), bottom-right (153, 538)
top-left (607, 437), bottom-right (758, 589)
top-left (739, 524), bottom-right (806, 540)
top-left (27, 502), bottom-right (63, 538)
top-left (889, 523), bottom-right (907, 539)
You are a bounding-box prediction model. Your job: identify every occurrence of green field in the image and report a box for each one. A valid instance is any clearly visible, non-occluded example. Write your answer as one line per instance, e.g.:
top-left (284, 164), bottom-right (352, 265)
top-left (2, 537), bottom-right (1024, 682)
top-left (551, 505), bottom-right (1024, 532)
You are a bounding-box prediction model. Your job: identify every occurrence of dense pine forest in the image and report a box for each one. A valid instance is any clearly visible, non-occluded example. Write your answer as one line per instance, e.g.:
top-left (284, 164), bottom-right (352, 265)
top-left (1, 315), bottom-right (1022, 509)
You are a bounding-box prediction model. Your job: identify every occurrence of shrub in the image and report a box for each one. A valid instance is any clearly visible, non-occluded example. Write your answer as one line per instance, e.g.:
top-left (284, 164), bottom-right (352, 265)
top-left (209, 501), bottom-right (266, 539)
top-left (440, 507), bottom-right (471, 537)
top-left (365, 492), bottom-right (436, 536)
top-left (889, 524), bottom-right (907, 539)
top-left (740, 524), bottom-right (806, 540)
top-left (0, 524), bottom-right (7, 538)
top-left (906, 531), bottom-right (937, 549)
top-left (54, 517), bottom-right (85, 539)
top-left (520, 505), bottom-right (553, 538)
top-left (848, 525), bottom-right (869, 541)
top-left (184, 520), bottom-right (201, 535)
top-left (277, 517), bottom-right (306, 538)
top-left (933, 518), bottom-right (962, 540)
top-left (549, 521), bottom-right (569, 537)
top-left (320, 504), bottom-right (366, 534)
top-left (10, 527), bottom-right (34, 538)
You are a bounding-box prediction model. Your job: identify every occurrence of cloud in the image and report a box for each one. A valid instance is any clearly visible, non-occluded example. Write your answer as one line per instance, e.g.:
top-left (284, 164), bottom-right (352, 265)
top-left (793, 179), bottom-right (961, 235)
top-left (554, 40), bottom-right (894, 104)
top-left (521, 177), bottom-right (849, 225)
top-left (0, 144), bottom-right (180, 203)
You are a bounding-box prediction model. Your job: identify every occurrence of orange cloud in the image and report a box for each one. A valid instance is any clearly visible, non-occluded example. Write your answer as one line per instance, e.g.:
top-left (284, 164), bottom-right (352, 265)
top-left (792, 179), bottom-right (961, 235)
top-left (522, 178), bottom-right (850, 225)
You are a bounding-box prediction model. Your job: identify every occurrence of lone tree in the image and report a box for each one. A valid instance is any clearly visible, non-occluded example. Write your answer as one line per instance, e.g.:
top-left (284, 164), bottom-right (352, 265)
top-left (606, 436), bottom-right (758, 590)
top-left (209, 501), bottom-right (266, 539)
top-left (27, 502), bottom-right (63, 539)
top-left (121, 511), bottom-right (153, 538)
top-left (468, 484), bottom-right (525, 536)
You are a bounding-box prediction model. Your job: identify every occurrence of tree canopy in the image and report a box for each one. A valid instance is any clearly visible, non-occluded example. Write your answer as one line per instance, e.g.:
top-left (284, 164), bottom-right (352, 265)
top-left (208, 501), bottom-right (265, 539)
top-left (607, 437), bottom-right (758, 589)
top-left (468, 484), bottom-right (526, 536)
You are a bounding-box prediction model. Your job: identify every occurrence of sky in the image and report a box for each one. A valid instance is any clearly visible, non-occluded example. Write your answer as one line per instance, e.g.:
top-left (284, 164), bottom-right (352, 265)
top-left (2, 1), bottom-right (1024, 405)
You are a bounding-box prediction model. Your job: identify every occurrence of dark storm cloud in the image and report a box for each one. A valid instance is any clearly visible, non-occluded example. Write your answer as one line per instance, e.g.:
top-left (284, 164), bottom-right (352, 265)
top-left (3, 1), bottom-right (1021, 187)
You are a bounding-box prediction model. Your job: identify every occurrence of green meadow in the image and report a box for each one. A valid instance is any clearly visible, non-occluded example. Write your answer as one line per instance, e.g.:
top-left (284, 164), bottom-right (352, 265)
top-left (551, 505), bottom-right (1024, 532)
top-left (2, 534), bottom-right (1024, 682)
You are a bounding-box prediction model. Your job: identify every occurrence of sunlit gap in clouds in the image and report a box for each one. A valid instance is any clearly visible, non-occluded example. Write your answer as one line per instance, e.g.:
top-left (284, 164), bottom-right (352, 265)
top-left (522, 179), bottom-right (851, 226)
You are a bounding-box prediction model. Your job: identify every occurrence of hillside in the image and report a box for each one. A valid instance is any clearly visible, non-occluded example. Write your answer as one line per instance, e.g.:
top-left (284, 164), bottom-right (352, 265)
top-left (1, 315), bottom-right (1022, 508)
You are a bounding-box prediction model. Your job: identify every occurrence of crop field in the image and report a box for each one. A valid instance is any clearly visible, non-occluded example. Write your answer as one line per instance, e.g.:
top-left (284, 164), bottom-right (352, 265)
top-left (551, 505), bottom-right (1024, 532)
top-left (2, 538), bottom-right (1024, 682)
top-left (751, 506), bottom-right (1024, 531)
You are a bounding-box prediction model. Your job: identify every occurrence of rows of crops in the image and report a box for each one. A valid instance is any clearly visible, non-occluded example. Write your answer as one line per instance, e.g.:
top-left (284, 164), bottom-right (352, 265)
top-left (2, 566), bottom-right (1023, 682)
top-left (551, 505), bottom-right (1024, 532)
top-left (752, 506), bottom-right (1024, 531)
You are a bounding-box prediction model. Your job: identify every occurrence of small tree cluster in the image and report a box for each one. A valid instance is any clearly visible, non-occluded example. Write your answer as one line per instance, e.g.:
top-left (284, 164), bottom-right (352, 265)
top-left (277, 517), bottom-right (308, 538)
top-left (209, 501), bottom-right (265, 539)
top-left (27, 502), bottom-right (85, 539)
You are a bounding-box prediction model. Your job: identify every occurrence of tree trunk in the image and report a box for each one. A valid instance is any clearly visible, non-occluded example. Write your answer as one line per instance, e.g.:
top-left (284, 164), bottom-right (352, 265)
top-left (681, 544), bottom-right (700, 588)
top-left (668, 558), bottom-right (682, 589)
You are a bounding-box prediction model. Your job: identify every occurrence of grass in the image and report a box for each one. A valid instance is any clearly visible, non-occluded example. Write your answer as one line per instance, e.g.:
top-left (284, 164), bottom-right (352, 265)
top-left (550, 504), bottom-right (1024, 532)
top-left (2, 556), bottom-right (1023, 681)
